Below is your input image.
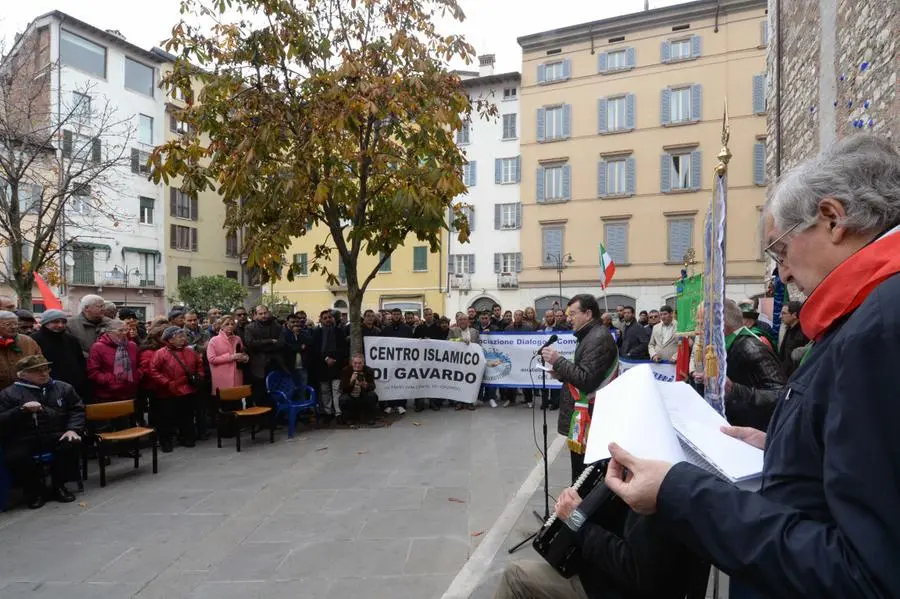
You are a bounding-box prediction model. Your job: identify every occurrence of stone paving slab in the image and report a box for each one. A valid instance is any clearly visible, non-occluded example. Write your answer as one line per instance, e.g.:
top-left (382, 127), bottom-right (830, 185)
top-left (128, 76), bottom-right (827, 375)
top-left (0, 402), bottom-right (549, 598)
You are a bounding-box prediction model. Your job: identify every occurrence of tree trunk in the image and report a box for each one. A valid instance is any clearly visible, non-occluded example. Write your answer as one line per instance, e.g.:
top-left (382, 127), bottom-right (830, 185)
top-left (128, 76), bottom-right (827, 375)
top-left (13, 270), bottom-right (34, 310)
top-left (346, 266), bottom-right (364, 357)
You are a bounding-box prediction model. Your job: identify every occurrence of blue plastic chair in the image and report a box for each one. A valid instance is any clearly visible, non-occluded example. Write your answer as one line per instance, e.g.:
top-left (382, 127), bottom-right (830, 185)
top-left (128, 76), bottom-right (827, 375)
top-left (266, 371), bottom-right (318, 437)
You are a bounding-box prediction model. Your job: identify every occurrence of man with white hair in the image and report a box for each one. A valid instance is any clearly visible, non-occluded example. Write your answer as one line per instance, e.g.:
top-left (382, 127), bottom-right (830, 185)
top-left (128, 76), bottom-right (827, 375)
top-left (603, 135), bottom-right (900, 598)
top-left (67, 295), bottom-right (107, 357)
top-left (0, 296), bottom-right (15, 311)
top-left (0, 311), bottom-right (42, 390)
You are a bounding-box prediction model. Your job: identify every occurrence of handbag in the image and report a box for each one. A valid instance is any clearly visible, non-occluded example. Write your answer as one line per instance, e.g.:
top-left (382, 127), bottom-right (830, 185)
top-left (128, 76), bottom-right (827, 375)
top-left (169, 347), bottom-right (201, 390)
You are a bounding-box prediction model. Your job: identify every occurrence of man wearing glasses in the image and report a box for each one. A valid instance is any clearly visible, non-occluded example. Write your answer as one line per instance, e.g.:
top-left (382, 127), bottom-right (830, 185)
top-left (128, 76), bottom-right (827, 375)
top-left (601, 135), bottom-right (900, 598)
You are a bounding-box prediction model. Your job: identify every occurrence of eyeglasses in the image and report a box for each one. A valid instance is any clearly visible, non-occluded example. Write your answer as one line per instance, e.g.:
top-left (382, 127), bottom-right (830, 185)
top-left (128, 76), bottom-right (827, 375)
top-left (763, 221), bottom-right (802, 265)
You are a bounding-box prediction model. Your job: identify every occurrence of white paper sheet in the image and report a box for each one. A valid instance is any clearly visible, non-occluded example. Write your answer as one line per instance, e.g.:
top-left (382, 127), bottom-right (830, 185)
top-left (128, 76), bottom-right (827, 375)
top-left (657, 382), bottom-right (763, 481)
top-left (584, 365), bottom-right (686, 465)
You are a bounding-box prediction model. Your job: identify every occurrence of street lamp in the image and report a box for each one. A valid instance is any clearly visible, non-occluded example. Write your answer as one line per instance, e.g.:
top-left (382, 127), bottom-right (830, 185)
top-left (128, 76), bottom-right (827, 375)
top-left (111, 265), bottom-right (142, 308)
top-left (545, 252), bottom-right (574, 304)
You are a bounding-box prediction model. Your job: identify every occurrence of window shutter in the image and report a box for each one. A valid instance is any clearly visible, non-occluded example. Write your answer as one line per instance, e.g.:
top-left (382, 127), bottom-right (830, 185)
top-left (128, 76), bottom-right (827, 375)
top-left (626, 47), bottom-right (636, 68)
top-left (562, 104), bottom-right (572, 138)
top-left (536, 107), bottom-right (546, 142)
top-left (753, 142), bottom-right (766, 185)
top-left (660, 154), bottom-right (672, 193)
top-left (514, 202), bottom-right (522, 228)
top-left (543, 228), bottom-right (563, 264)
top-left (598, 52), bottom-right (608, 73)
top-left (562, 59), bottom-right (571, 80)
top-left (690, 150), bottom-right (702, 190)
top-left (669, 220), bottom-right (693, 262)
top-left (169, 188), bottom-right (177, 216)
top-left (494, 253), bottom-right (501, 273)
top-left (537, 64), bottom-right (546, 84)
top-left (170, 115), bottom-right (177, 131)
top-left (752, 74), bottom-right (766, 114)
top-left (515, 253), bottom-right (522, 273)
top-left (661, 40), bottom-right (671, 63)
top-left (494, 203), bottom-right (501, 229)
top-left (131, 148), bottom-right (140, 173)
top-left (606, 223), bottom-right (628, 264)
top-left (690, 84), bottom-right (702, 121)
top-left (470, 161), bottom-right (477, 186)
top-left (562, 164), bottom-right (572, 200)
top-left (494, 158), bottom-right (502, 184)
top-left (691, 34), bottom-right (702, 58)
top-left (62, 130), bottom-right (73, 157)
top-left (626, 94), bottom-right (636, 129)
top-left (760, 21), bottom-right (769, 46)
top-left (447, 257), bottom-right (456, 275)
top-left (660, 89), bottom-right (671, 125)
top-left (597, 160), bottom-right (608, 197)
top-left (469, 207), bottom-right (475, 231)
top-left (190, 196), bottom-right (199, 221)
top-left (626, 157), bottom-right (636, 195)
top-left (190, 227), bottom-right (198, 251)
top-left (536, 166), bottom-right (545, 202)
top-left (169, 224), bottom-right (177, 249)
top-left (91, 138), bottom-right (101, 162)
top-left (515, 156), bottom-right (521, 183)
top-left (597, 98), bottom-right (608, 134)
top-left (469, 254), bottom-right (476, 274)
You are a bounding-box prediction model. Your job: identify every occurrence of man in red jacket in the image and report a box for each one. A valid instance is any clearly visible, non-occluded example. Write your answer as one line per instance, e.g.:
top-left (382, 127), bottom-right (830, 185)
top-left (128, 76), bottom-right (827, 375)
top-left (149, 327), bottom-right (204, 452)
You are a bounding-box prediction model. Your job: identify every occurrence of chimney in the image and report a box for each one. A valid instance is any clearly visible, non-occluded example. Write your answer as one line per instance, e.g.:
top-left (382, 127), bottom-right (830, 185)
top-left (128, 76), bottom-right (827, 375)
top-left (644, 0), bottom-right (650, 10)
top-left (478, 54), bottom-right (496, 77)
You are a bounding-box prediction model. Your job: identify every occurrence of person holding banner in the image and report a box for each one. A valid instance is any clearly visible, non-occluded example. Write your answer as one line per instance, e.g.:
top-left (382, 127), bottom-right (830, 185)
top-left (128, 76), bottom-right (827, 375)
top-left (540, 294), bottom-right (618, 484)
top-left (448, 315), bottom-right (479, 411)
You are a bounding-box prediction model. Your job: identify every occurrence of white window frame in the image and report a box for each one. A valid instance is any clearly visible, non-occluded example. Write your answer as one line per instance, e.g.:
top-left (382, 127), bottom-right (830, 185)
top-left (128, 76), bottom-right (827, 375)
top-left (71, 132), bottom-right (95, 162)
top-left (138, 114), bottom-right (153, 145)
top-left (670, 39), bottom-right (692, 60)
top-left (502, 113), bottom-right (517, 140)
top-left (607, 49), bottom-right (628, 70)
top-left (173, 188), bottom-right (192, 219)
top-left (669, 87), bottom-right (691, 123)
top-left (545, 106), bottom-right (564, 140)
top-left (499, 203), bottom-right (518, 228)
top-left (607, 96), bottom-right (627, 132)
top-left (544, 61), bottom-right (565, 82)
top-left (456, 120), bottom-right (470, 145)
top-left (124, 57), bottom-right (155, 97)
top-left (543, 165), bottom-right (565, 200)
top-left (140, 253), bottom-right (156, 285)
top-left (607, 159), bottom-right (627, 195)
top-left (499, 158), bottom-right (517, 184)
top-left (503, 87), bottom-right (517, 100)
top-left (669, 152), bottom-right (692, 190)
top-left (139, 196), bottom-right (154, 224)
top-left (71, 92), bottom-right (91, 124)
top-left (499, 253), bottom-right (516, 273)
top-left (451, 254), bottom-right (474, 274)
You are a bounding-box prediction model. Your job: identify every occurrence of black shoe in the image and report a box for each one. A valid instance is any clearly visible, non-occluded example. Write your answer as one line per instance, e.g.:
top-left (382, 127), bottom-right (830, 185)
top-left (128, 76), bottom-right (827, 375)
top-left (27, 492), bottom-right (46, 510)
top-left (161, 440), bottom-right (174, 453)
top-left (414, 406), bottom-right (425, 413)
top-left (51, 486), bottom-right (76, 504)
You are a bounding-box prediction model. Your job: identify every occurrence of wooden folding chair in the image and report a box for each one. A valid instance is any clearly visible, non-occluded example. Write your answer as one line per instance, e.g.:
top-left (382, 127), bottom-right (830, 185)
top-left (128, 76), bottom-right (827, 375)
top-left (82, 400), bottom-right (158, 488)
top-left (216, 385), bottom-right (274, 452)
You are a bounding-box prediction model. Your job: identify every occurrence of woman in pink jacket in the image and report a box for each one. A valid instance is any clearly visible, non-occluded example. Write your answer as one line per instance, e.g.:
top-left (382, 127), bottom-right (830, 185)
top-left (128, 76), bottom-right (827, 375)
top-left (206, 316), bottom-right (249, 395)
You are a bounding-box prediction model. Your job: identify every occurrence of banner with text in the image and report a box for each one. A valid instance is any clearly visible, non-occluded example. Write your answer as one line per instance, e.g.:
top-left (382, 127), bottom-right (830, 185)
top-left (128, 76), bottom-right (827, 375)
top-left (364, 337), bottom-right (485, 403)
top-left (619, 358), bottom-right (677, 382)
top-left (479, 332), bottom-right (577, 389)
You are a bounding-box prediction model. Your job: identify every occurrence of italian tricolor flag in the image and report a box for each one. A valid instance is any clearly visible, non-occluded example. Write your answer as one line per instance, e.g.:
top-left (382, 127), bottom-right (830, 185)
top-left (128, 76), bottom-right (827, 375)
top-left (599, 243), bottom-right (616, 289)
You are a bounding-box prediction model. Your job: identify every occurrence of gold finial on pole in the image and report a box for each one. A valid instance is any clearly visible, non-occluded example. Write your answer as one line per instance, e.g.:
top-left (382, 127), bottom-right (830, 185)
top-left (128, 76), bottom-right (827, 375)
top-left (715, 100), bottom-right (732, 176)
top-left (682, 247), bottom-right (697, 277)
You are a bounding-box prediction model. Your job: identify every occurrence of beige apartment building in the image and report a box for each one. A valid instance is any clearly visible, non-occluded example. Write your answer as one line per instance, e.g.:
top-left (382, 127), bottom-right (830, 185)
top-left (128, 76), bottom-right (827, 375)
top-left (152, 49), bottom-right (256, 307)
top-left (516, 0), bottom-right (769, 314)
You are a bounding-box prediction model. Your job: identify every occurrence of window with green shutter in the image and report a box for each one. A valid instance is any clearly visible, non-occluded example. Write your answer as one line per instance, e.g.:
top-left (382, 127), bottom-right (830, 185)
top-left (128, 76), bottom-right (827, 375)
top-left (379, 252), bottom-right (391, 273)
top-left (413, 246), bottom-right (428, 272)
top-left (294, 252), bottom-right (309, 275)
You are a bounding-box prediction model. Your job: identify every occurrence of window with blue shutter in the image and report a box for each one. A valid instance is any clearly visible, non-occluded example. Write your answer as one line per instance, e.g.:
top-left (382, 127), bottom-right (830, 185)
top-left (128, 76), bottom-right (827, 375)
top-left (626, 47), bottom-right (636, 68)
top-left (515, 156), bottom-right (521, 183)
top-left (626, 94), bottom-right (636, 129)
top-left (691, 35), bottom-right (701, 58)
top-left (413, 246), bottom-right (428, 272)
top-left (690, 150), bottom-right (702, 190)
top-left (495, 159), bottom-right (502, 184)
top-left (661, 40), bottom-right (671, 64)
top-left (515, 252), bottom-right (522, 273)
top-left (660, 153), bottom-right (672, 193)
top-left (542, 227), bottom-right (564, 266)
top-left (753, 141), bottom-right (766, 186)
top-left (537, 64), bottom-right (546, 84)
top-left (626, 157), bottom-right (636, 195)
top-left (464, 162), bottom-right (477, 186)
top-left (598, 52), bottom-right (608, 73)
top-left (467, 206), bottom-right (475, 231)
top-left (598, 98), bottom-right (608, 134)
top-left (597, 160), bottom-right (608, 197)
top-left (562, 59), bottom-right (571, 80)
top-left (539, 60), bottom-right (570, 84)
top-left (752, 74), bottom-right (766, 114)
top-left (604, 222), bottom-right (629, 264)
top-left (562, 164), bottom-right (572, 200)
top-left (496, 204), bottom-right (522, 229)
top-left (536, 108), bottom-right (546, 142)
top-left (760, 21), bottom-right (769, 46)
top-left (667, 219), bottom-right (694, 263)
top-left (690, 84), bottom-right (702, 121)
top-left (562, 104), bottom-right (572, 139)
top-left (660, 88), bottom-right (671, 125)
top-left (536, 166), bottom-right (545, 202)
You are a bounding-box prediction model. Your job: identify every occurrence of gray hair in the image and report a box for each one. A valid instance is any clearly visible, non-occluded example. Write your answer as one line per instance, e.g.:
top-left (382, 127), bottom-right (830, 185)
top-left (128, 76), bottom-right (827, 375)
top-left (724, 299), bottom-right (743, 331)
top-left (100, 318), bottom-right (126, 333)
top-left (766, 134), bottom-right (900, 235)
top-left (80, 294), bottom-right (105, 311)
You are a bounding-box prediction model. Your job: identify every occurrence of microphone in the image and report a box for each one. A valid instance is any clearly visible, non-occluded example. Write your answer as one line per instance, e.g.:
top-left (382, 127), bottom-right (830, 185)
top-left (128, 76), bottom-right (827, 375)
top-left (536, 334), bottom-right (558, 354)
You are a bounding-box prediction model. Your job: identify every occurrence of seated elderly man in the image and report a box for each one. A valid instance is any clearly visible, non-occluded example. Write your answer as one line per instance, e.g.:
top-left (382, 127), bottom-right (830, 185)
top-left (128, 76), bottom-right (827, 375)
top-left (0, 355), bottom-right (85, 509)
top-left (338, 354), bottom-right (378, 426)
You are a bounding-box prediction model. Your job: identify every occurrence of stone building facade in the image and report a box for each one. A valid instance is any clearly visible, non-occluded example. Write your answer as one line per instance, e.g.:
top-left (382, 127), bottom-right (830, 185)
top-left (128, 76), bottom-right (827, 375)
top-left (766, 0), bottom-right (898, 176)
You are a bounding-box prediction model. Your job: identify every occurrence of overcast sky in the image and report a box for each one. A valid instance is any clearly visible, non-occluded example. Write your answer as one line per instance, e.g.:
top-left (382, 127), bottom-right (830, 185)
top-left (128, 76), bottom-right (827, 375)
top-left (1, 0), bottom-right (690, 72)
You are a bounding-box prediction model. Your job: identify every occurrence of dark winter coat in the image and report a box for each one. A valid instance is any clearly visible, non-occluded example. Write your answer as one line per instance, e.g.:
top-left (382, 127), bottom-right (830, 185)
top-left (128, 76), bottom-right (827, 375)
top-left (778, 323), bottom-right (809, 377)
top-left (244, 318), bottom-right (287, 379)
top-left (308, 325), bottom-right (348, 384)
top-left (619, 320), bottom-right (650, 360)
top-left (0, 379), bottom-right (85, 444)
top-left (725, 334), bottom-right (786, 431)
top-left (31, 327), bottom-right (89, 400)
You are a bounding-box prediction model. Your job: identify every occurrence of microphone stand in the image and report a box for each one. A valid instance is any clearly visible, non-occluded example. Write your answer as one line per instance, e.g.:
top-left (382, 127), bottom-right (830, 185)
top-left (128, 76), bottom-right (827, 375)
top-left (508, 351), bottom-right (552, 554)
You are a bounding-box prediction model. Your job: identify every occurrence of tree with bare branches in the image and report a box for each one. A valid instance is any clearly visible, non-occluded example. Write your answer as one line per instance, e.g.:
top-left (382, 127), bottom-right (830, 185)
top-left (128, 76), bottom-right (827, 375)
top-left (0, 30), bottom-right (134, 307)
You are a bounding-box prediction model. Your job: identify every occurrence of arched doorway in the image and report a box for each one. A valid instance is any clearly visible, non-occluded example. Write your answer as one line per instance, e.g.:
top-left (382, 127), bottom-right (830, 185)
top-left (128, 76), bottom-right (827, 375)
top-left (333, 299), bottom-right (348, 312)
top-left (534, 295), bottom-right (569, 316)
top-left (597, 294), bottom-right (635, 311)
top-left (470, 296), bottom-right (496, 313)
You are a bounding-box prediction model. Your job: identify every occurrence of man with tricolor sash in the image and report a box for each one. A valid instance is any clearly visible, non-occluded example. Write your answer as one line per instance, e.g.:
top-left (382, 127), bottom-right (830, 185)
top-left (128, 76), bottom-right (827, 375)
top-left (539, 294), bottom-right (618, 485)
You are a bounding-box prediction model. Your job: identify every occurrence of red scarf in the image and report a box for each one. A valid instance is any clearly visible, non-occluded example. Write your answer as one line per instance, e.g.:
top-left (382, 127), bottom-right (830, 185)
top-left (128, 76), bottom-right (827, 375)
top-left (801, 229), bottom-right (900, 341)
top-left (0, 336), bottom-right (15, 349)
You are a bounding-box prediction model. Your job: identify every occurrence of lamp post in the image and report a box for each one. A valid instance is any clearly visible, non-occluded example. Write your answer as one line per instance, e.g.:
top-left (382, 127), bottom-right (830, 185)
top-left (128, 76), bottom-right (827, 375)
top-left (545, 252), bottom-right (574, 304)
top-left (111, 265), bottom-right (142, 309)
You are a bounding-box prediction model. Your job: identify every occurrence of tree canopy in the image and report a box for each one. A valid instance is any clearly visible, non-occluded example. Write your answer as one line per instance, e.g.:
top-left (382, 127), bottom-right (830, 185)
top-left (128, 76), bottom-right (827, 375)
top-left (151, 0), bottom-right (492, 352)
top-left (175, 275), bottom-right (247, 313)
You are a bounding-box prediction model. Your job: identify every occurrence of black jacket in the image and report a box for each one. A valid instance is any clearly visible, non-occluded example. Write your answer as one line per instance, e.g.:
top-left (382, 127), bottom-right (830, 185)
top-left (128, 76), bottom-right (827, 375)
top-left (31, 327), bottom-right (89, 400)
top-left (725, 334), bottom-right (786, 431)
top-left (619, 321), bottom-right (650, 360)
top-left (414, 321), bottom-right (443, 339)
top-left (244, 319), bottom-right (288, 378)
top-left (380, 322), bottom-right (412, 338)
top-left (281, 326), bottom-right (312, 373)
top-left (0, 379), bottom-right (85, 444)
top-left (309, 325), bottom-right (348, 383)
top-left (554, 321), bottom-right (619, 436)
top-left (778, 323), bottom-right (808, 377)
top-left (655, 272), bottom-right (900, 598)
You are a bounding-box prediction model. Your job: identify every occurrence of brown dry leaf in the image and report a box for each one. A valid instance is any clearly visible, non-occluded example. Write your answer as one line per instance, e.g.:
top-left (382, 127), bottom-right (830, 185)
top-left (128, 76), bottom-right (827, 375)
top-left (413, 422), bottom-right (422, 427)
top-left (471, 530), bottom-right (485, 537)
top-left (447, 497), bottom-right (466, 504)
top-left (78, 501), bottom-right (88, 508)
top-left (315, 446), bottom-right (328, 452)
top-left (357, 450), bottom-right (369, 455)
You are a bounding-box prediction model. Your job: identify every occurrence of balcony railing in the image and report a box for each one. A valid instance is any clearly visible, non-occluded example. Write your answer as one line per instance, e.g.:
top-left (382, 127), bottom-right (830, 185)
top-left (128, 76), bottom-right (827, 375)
top-left (497, 273), bottom-right (519, 289)
top-left (68, 269), bottom-right (162, 288)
